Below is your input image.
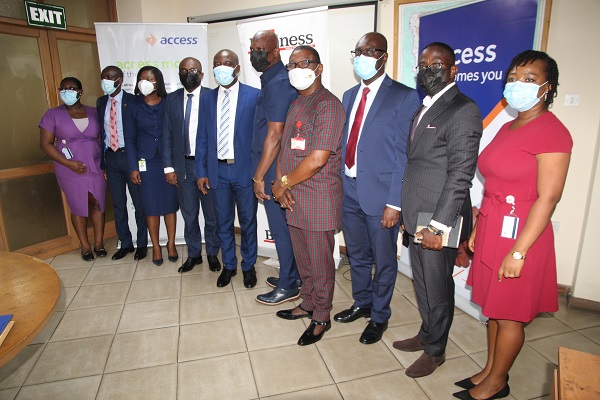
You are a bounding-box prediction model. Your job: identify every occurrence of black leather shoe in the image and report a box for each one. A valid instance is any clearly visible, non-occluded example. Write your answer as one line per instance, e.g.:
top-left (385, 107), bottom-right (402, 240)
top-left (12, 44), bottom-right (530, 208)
top-left (256, 287), bottom-right (300, 305)
top-left (276, 306), bottom-right (313, 320)
top-left (217, 268), bottom-right (237, 287)
top-left (359, 320), bottom-right (388, 344)
top-left (207, 255), bottom-right (221, 272)
top-left (298, 320), bottom-right (331, 346)
top-left (243, 268), bottom-right (257, 288)
top-left (453, 384), bottom-right (510, 400)
top-left (112, 247), bottom-right (134, 260)
top-left (455, 374), bottom-right (509, 390)
top-left (81, 251), bottom-right (95, 262)
top-left (134, 247), bottom-right (147, 261)
top-left (94, 248), bottom-right (107, 257)
top-left (266, 277), bottom-right (302, 289)
top-left (178, 257), bottom-right (202, 273)
top-left (334, 306), bottom-right (371, 323)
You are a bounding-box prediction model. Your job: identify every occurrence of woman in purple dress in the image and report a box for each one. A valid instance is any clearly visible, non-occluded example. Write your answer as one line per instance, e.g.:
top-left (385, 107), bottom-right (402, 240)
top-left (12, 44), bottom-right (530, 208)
top-left (39, 77), bottom-right (106, 261)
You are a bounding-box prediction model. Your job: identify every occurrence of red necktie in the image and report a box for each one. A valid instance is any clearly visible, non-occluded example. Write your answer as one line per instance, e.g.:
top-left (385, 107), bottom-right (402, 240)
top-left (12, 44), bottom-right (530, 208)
top-left (109, 98), bottom-right (119, 151)
top-left (345, 87), bottom-right (370, 169)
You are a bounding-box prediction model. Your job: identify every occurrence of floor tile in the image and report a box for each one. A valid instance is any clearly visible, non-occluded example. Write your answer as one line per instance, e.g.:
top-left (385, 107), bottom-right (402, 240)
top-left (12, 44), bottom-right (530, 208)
top-left (54, 287), bottom-right (78, 312)
top-left (117, 298), bottom-right (179, 333)
top-left (337, 370), bottom-right (428, 400)
top-left (0, 388), bottom-right (18, 400)
top-left (448, 313), bottom-right (488, 354)
top-left (415, 355), bottom-right (482, 399)
top-left (16, 375), bottom-right (101, 400)
top-left (388, 292), bottom-right (423, 327)
top-left (402, 291), bottom-right (419, 308)
top-left (126, 276), bottom-right (181, 303)
top-left (235, 287), bottom-right (294, 317)
top-left (250, 345), bottom-right (333, 397)
top-left (331, 281), bottom-right (351, 304)
top-left (524, 312), bottom-right (574, 340)
top-left (104, 327), bottom-right (178, 373)
top-left (29, 312), bottom-right (64, 345)
top-left (181, 271), bottom-right (231, 297)
top-left (50, 252), bottom-right (91, 270)
top-left (241, 313), bottom-right (306, 351)
top-left (56, 267), bottom-right (90, 287)
top-left (394, 272), bottom-right (416, 293)
top-left (25, 335), bottom-right (113, 385)
top-left (68, 282), bottom-right (129, 310)
top-left (528, 331), bottom-right (600, 365)
top-left (96, 364), bottom-right (176, 400)
top-left (50, 305), bottom-right (122, 342)
top-left (180, 292), bottom-right (239, 324)
top-left (579, 325), bottom-right (600, 345)
top-left (553, 296), bottom-right (600, 330)
top-left (81, 263), bottom-right (136, 286)
top-left (262, 385), bottom-right (342, 400)
top-left (0, 345), bottom-right (44, 390)
top-left (231, 266), bottom-right (280, 292)
top-left (317, 335), bottom-right (401, 382)
top-left (133, 261), bottom-right (181, 280)
top-left (178, 353), bottom-right (257, 400)
top-left (178, 319), bottom-right (247, 362)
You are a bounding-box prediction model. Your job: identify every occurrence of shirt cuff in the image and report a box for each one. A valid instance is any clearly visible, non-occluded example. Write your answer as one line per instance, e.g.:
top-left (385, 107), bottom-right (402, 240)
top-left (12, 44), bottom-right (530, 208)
top-left (164, 167), bottom-right (175, 174)
top-left (430, 219), bottom-right (451, 233)
top-left (385, 204), bottom-right (401, 212)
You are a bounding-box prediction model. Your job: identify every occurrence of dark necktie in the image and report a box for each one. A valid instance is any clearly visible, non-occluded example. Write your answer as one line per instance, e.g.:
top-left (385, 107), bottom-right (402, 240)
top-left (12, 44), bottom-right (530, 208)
top-left (410, 105), bottom-right (425, 142)
top-left (184, 93), bottom-right (193, 156)
top-left (345, 87), bottom-right (370, 169)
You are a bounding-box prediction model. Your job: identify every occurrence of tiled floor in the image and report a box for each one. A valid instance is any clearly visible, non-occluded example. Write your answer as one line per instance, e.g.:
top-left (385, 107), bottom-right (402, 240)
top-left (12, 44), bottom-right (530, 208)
top-left (1, 236), bottom-right (600, 400)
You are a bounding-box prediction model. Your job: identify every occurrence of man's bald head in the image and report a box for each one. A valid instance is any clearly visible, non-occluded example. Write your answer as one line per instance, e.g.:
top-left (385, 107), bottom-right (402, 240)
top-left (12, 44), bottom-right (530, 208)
top-left (252, 30), bottom-right (278, 49)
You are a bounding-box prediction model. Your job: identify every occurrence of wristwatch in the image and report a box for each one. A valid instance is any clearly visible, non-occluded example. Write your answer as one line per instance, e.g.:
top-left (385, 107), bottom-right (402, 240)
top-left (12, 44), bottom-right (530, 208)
top-left (281, 175), bottom-right (293, 191)
top-left (512, 251), bottom-right (526, 260)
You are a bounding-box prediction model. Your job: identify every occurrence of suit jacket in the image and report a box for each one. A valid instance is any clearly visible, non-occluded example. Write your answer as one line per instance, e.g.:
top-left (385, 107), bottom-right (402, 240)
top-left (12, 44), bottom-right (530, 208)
top-left (401, 84), bottom-right (482, 243)
top-left (341, 75), bottom-right (420, 216)
top-left (196, 83), bottom-right (260, 188)
top-left (96, 90), bottom-right (136, 170)
top-left (162, 87), bottom-right (210, 178)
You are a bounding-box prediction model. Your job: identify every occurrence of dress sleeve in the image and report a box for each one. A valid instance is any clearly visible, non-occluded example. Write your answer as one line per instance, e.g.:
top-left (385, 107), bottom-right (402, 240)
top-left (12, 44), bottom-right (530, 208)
top-left (39, 107), bottom-right (57, 133)
top-left (528, 113), bottom-right (573, 155)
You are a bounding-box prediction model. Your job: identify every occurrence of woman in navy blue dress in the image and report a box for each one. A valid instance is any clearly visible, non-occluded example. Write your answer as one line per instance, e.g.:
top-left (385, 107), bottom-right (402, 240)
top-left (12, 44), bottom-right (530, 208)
top-left (124, 66), bottom-right (178, 265)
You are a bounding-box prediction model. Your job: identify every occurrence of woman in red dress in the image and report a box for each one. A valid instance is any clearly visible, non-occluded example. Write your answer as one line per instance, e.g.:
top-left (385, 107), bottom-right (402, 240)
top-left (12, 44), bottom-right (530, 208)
top-left (453, 51), bottom-right (573, 400)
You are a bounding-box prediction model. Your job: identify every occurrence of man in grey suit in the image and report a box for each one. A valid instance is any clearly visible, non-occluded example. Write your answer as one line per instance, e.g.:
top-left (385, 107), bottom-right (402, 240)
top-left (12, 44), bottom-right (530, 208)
top-left (393, 42), bottom-right (482, 378)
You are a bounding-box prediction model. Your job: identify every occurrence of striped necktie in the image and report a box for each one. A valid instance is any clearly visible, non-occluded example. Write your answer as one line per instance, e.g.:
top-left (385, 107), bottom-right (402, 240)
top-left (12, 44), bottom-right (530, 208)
top-left (217, 89), bottom-right (230, 159)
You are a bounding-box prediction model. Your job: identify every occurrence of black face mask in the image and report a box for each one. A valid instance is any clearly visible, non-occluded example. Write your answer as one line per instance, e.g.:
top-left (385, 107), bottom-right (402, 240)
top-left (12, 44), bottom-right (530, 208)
top-left (180, 72), bottom-right (200, 91)
top-left (250, 50), bottom-right (271, 72)
top-left (417, 68), bottom-right (448, 97)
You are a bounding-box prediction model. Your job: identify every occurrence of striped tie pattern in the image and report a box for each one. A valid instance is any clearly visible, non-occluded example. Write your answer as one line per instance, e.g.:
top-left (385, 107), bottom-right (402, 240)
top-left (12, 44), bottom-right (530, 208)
top-left (109, 98), bottom-right (119, 151)
top-left (218, 89), bottom-right (230, 159)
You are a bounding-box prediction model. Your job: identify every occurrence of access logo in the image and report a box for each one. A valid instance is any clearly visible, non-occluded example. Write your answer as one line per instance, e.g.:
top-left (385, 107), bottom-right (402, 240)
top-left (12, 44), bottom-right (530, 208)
top-left (146, 33), bottom-right (198, 46)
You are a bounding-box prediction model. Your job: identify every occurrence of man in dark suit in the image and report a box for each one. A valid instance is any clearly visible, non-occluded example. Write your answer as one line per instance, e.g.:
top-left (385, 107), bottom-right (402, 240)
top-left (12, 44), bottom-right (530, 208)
top-left (393, 42), bottom-right (482, 378)
top-left (196, 50), bottom-right (259, 288)
top-left (97, 65), bottom-right (148, 260)
top-left (334, 32), bottom-right (419, 345)
top-left (163, 57), bottom-right (220, 273)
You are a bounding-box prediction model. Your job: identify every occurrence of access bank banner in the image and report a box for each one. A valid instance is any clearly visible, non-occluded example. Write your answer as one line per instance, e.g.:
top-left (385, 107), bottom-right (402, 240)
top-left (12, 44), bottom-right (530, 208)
top-left (95, 23), bottom-right (209, 94)
top-left (236, 7), bottom-right (330, 90)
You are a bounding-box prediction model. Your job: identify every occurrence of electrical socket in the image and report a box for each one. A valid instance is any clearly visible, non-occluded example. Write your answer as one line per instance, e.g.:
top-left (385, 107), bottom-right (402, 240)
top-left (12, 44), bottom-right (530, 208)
top-left (552, 221), bottom-right (560, 233)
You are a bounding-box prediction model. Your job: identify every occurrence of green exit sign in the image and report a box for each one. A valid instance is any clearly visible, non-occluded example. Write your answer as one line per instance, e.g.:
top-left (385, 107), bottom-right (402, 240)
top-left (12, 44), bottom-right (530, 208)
top-left (24, 1), bottom-right (67, 30)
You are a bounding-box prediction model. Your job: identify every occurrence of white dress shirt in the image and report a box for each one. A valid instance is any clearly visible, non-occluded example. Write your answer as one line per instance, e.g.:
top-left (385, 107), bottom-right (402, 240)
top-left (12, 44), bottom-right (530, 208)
top-left (184, 85), bottom-right (201, 157)
top-left (215, 81), bottom-right (239, 159)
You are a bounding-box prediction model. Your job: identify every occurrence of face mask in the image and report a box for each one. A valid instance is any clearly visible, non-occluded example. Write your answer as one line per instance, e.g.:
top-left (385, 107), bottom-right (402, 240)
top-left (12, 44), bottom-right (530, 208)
top-left (179, 72), bottom-right (200, 91)
top-left (288, 67), bottom-right (319, 91)
top-left (353, 54), bottom-right (384, 81)
top-left (213, 66), bottom-right (237, 87)
top-left (417, 68), bottom-right (448, 97)
top-left (503, 81), bottom-right (548, 112)
top-left (101, 78), bottom-right (120, 95)
top-left (60, 89), bottom-right (79, 106)
top-left (137, 80), bottom-right (155, 96)
top-left (250, 50), bottom-right (271, 72)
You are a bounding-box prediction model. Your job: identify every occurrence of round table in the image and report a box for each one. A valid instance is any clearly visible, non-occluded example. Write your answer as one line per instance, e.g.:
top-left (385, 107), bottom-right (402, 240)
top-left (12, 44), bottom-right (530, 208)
top-left (0, 251), bottom-right (60, 368)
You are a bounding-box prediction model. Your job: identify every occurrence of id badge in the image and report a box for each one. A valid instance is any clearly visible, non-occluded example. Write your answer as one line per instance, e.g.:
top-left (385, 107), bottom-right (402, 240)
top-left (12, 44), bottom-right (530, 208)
top-left (291, 136), bottom-right (305, 150)
top-left (61, 147), bottom-right (73, 160)
top-left (500, 215), bottom-right (519, 239)
top-left (138, 159), bottom-right (147, 172)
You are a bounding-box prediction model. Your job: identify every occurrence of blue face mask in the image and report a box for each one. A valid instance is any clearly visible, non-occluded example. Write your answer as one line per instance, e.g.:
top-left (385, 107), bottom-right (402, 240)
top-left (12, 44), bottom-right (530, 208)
top-left (101, 78), bottom-right (120, 95)
top-left (213, 65), bottom-right (237, 87)
top-left (353, 54), bottom-right (384, 80)
top-left (503, 81), bottom-right (548, 112)
top-left (60, 89), bottom-right (79, 106)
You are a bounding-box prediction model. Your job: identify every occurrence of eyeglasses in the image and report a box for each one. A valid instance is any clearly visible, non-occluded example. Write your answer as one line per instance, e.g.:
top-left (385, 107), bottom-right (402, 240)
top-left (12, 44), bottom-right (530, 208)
top-left (351, 48), bottom-right (386, 58)
top-left (285, 60), bottom-right (319, 71)
top-left (179, 68), bottom-right (200, 75)
top-left (58, 87), bottom-right (80, 91)
top-left (249, 47), bottom-right (271, 53)
top-left (415, 62), bottom-right (452, 75)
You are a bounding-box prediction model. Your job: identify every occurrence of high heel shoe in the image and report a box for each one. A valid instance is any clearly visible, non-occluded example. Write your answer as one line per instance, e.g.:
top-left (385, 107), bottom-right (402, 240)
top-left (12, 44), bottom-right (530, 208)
top-left (452, 384), bottom-right (510, 400)
top-left (152, 246), bottom-right (163, 266)
top-left (455, 374), bottom-right (509, 390)
top-left (167, 241), bottom-right (178, 262)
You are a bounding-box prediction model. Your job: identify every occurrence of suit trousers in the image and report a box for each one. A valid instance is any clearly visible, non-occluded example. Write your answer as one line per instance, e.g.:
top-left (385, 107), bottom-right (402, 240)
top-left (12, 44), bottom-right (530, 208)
top-left (262, 166), bottom-right (300, 290)
top-left (409, 241), bottom-right (457, 357)
top-left (215, 162), bottom-right (258, 271)
top-left (105, 149), bottom-right (147, 248)
top-left (177, 158), bottom-right (219, 258)
top-left (288, 226), bottom-right (335, 323)
top-left (342, 175), bottom-right (399, 323)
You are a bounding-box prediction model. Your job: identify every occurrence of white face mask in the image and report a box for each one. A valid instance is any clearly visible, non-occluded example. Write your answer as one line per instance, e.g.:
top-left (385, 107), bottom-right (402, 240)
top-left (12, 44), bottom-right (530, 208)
top-left (137, 80), bottom-right (155, 96)
top-left (288, 68), bottom-right (319, 91)
top-left (503, 81), bottom-right (548, 112)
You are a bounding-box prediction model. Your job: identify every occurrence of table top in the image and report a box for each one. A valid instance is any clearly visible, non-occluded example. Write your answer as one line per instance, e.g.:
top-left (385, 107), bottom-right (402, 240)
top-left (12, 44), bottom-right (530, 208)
top-left (0, 251), bottom-right (60, 368)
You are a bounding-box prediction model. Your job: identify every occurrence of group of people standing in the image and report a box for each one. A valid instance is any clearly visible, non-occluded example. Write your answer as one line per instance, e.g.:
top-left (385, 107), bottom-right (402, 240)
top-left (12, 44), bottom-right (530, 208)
top-left (39, 29), bottom-right (571, 399)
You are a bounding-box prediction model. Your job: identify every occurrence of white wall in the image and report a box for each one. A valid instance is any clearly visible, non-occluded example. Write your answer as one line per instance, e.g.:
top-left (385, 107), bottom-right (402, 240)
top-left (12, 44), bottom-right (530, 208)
top-left (116, 0), bottom-right (600, 302)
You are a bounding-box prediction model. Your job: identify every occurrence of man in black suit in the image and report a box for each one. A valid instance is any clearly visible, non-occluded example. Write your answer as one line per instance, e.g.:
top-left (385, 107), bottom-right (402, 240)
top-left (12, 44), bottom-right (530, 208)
top-left (394, 42), bottom-right (482, 378)
top-left (97, 65), bottom-right (148, 260)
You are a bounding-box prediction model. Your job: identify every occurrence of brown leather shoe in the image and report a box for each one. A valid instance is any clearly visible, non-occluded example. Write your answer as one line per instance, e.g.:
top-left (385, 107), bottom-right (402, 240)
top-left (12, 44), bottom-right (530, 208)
top-left (392, 335), bottom-right (426, 352)
top-left (405, 352), bottom-right (445, 378)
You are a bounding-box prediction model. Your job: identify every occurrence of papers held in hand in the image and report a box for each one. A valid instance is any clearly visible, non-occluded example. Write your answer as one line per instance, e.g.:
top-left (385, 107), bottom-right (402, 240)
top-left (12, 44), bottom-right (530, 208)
top-left (414, 212), bottom-right (463, 248)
